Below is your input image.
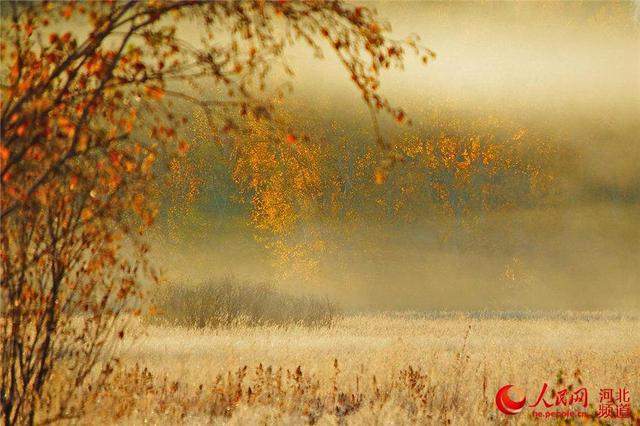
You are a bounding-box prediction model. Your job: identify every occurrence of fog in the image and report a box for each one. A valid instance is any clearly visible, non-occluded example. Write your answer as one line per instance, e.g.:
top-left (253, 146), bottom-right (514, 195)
top-left (151, 1), bottom-right (639, 312)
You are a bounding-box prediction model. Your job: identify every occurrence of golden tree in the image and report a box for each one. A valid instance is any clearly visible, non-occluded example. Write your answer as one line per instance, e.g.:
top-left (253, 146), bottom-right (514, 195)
top-left (0, 1), bottom-right (429, 424)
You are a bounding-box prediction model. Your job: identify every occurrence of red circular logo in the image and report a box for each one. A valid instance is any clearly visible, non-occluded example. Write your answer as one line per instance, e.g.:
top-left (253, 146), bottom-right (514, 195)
top-left (496, 384), bottom-right (527, 415)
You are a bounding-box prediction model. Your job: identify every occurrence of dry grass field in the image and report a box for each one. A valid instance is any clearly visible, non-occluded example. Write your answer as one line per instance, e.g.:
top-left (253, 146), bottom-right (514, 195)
top-left (3, 2), bottom-right (639, 426)
top-left (81, 312), bottom-right (640, 424)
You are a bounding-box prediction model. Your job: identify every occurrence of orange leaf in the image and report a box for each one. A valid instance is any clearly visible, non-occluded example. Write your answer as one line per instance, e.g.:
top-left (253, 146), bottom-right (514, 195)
top-left (81, 208), bottom-right (93, 220)
top-left (286, 134), bottom-right (297, 144)
top-left (144, 85), bottom-right (165, 100)
top-left (0, 145), bottom-right (9, 162)
top-left (78, 134), bottom-right (89, 152)
top-left (178, 140), bottom-right (189, 155)
top-left (141, 152), bottom-right (156, 172)
top-left (61, 5), bottom-right (73, 19)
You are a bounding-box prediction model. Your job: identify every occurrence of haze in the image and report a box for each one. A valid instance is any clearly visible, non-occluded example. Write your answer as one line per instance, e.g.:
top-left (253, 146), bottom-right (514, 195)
top-left (151, 1), bottom-right (640, 312)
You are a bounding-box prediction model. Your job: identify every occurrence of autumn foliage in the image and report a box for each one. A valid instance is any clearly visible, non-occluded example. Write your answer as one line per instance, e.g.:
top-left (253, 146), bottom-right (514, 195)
top-left (176, 107), bottom-right (559, 281)
top-left (0, 1), bottom-right (427, 424)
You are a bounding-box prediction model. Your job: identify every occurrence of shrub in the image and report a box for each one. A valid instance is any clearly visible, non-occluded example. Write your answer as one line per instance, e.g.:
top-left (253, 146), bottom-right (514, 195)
top-left (151, 277), bottom-right (338, 328)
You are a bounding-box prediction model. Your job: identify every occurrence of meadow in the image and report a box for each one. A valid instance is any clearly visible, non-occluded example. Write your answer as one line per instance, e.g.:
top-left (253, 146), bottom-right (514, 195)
top-left (2, 3), bottom-right (638, 425)
top-left (80, 312), bottom-right (640, 424)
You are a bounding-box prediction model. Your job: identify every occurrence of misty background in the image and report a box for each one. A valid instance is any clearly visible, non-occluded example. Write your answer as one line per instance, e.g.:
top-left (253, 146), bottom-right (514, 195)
top-left (150, 1), bottom-right (639, 312)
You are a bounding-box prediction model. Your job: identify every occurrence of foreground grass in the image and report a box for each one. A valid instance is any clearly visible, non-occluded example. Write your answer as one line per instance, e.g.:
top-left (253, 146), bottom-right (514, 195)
top-left (86, 312), bottom-right (639, 424)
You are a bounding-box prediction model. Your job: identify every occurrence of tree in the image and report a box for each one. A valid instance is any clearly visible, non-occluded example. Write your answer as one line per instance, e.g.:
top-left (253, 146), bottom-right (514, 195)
top-left (0, 1), bottom-right (429, 423)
